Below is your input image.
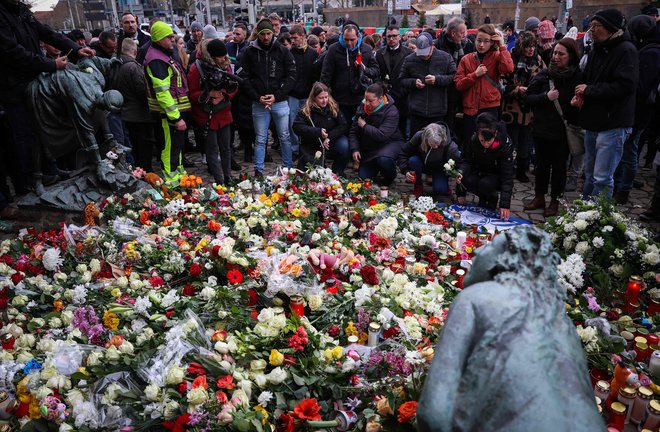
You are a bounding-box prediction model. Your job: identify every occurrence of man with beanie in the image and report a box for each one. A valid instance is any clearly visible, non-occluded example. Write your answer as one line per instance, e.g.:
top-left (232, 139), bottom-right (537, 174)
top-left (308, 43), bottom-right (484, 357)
top-left (310, 26), bottom-right (327, 49)
top-left (574, 8), bottom-right (638, 199)
top-left (376, 25), bottom-right (412, 136)
top-left (187, 22), bottom-right (204, 53)
top-left (288, 24), bottom-right (319, 157)
top-left (238, 18), bottom-right (297, 177)
top-left (320, 21), bottom-right (380, 125)
top-left (144, 21), bottom-right (191, 183)
top-left (400, 32), bottom-right (457, 136)
top-left (0, 0), bottom-right (94, 195)
top-left (614, 14), bottom-right (660, 205)
top-left (524, 16), bottom-right (540, 37)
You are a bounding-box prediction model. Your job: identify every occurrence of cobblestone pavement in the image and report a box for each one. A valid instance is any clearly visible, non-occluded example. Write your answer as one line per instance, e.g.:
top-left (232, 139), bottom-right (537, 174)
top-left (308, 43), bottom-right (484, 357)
top-left (184, 135), bottom-right (660, 234)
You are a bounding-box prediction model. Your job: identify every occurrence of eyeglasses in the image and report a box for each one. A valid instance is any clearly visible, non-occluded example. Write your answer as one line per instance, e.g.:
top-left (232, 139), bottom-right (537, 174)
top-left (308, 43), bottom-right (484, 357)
top-left (475, 38), bottom-right (492, 45)
top-left (589, 23), bottom-right (604, 30)
top-left (386, 34), bottom-right (400, 39)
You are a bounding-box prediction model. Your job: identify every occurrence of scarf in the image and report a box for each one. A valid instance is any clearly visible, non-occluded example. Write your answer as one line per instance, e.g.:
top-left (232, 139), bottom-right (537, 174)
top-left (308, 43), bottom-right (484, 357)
top-left (513, 54), bottom-right (542, 86)
top-left (548, 62), bottom-right (577, 81)
top-left (364, 95), bottom-right (388, 116)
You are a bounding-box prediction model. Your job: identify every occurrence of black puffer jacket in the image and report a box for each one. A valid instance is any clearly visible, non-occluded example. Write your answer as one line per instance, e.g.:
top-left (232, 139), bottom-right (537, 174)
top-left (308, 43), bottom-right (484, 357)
top-left (579, 32), bottom-right (638, 131)
top-left (292, 105), bottom-right (348, 162)
top-left (375, 44), bottom-right (413, 114)
top-left (349, 98), bottom-right (405, 162)
top-left (458, 122), bottom-right (514, 209)
top-left (320, 38), bottom-right (380, 106)
top-left (0, 1), bottom-right (81, 104)
top-left (398, 122), bottom-right (461, 173)
top-left (290, 45), bottom-right (319, 99)
top-left (399, 49), bottom-right (457, 118)
top-left (239, 39), bottom-right (297, 102)
top-left (525, 67), bottom-right (582, 139)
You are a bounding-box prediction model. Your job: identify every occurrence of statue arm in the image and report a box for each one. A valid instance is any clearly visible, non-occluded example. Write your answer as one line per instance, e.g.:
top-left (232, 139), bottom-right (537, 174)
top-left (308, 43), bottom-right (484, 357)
top-left (417, 295), bottom-right (478, 432)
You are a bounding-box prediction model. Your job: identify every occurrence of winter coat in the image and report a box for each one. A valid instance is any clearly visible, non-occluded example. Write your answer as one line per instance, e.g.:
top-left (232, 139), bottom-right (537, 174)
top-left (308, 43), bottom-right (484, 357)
top-left (434, 31), bottom-right (475, 66)
top-left (454, 47), bottom-right (514, 116)
top-left (634, 34), bottom-right (660, 129)
top-left (110, 54), bottom-right (153, 123)
top-left (398, 122), bottom-right (461, 173)
top-left (188, 47), bottom-right (238, 131)
top-left (239, 39), bottom-right (297, 102)
top-left (117, 29), bottom-right (150, 55)
top-left (290, 45), bottom-right (319, 99)
top-left (234, 48), bottom-right (255, 128)
top-left (458, 122), bottom-right (514, 209)
top-left (292, 105), bottom-right (348, 162)
top-left (320, 36), bottom-right (380, 106)
top-left (375, 44), bottom-right (413, 114)
top-left (226, 40), bottom-right (248, 61)
top-left (89, 41), bottom-right (114, 59)
top-left (501, 52), bottom-right (545, 126)
top-left (349, 97), bottom-right (405, 162)
top-left (0, 1), bottom-right (81, 104)
top-left (525, 68), bottom-right (582, 139)
top-left (579, 32), bottom-right (638, 131)
top-left (400, 49), bottom-right (457, 118)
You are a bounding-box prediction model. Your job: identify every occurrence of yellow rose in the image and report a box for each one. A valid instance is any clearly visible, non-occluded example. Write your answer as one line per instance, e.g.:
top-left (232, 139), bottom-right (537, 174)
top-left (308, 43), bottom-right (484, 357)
top-left (259, 194), bottom-right (267, 202)
top-left (331, 345), bottom-right (343, 359)
top-left (254, 405), bottom-right (269, 424)
top-left (323, 348), bottom-right (334, 362)
top-left (269, 349), bottom-right (284, 366)
top-left (264, 199), bottom-right (273, 207)
top-left (110, 288), bottom-right (122, 298)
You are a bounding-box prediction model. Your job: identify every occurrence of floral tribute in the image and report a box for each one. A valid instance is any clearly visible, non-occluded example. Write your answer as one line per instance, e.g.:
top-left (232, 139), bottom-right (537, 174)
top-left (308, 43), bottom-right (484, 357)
top-left (0, 167), bottom-right (657, 431)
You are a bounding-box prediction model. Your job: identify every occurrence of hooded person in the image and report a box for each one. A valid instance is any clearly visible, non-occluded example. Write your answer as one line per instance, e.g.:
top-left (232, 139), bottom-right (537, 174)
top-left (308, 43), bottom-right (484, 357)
top-left (320, 21), bottom-right (380, 123)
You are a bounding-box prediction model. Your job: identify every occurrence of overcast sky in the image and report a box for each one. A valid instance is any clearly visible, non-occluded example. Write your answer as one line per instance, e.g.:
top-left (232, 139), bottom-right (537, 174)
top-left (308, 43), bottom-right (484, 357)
top-left (32, 0), bottom-right (61, 12)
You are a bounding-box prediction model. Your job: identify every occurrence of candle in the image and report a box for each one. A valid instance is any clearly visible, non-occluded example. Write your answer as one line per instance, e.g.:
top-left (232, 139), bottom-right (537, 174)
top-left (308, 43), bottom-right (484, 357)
top-left (624, 275), bottom-right (643, 305)
top-left (290, 295), bottom-right (305, 317)
top-left (456, 231), bottom-right (467, 252)
top-left (610, 402), bottom-right (627, 430)
top-left (648, 298), bottom-right (660, 316)
top-left (456, 269), bottom-right (466, 289)
top-left (367, 322), bottom-right (380, 347)
top-left (325, 278), bottom-right (338, 295)
top-left (649, 351), bottom-right (660, 377)
top-left (380, 187), bottom-right (388, 198)
top-left (0, 333), bottom-right (14, 350)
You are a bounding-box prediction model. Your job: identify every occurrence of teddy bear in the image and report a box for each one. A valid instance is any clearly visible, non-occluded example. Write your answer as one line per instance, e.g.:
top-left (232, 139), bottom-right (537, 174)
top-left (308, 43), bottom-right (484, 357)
top-left (143, 172), bottom-right (170, 199)
top-left (607, 362), bottom-right (639, 408)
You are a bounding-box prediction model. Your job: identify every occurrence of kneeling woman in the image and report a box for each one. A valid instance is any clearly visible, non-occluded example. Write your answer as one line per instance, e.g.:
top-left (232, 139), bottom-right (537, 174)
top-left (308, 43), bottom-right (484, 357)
top-left (349, 83), bottom-right (405, 185)
top-left (456, 112), bottom-right (514, 220)
top-left (399, 122), bottom-right (461, 197)
top-left (292, 82), bottom-right (350, 175)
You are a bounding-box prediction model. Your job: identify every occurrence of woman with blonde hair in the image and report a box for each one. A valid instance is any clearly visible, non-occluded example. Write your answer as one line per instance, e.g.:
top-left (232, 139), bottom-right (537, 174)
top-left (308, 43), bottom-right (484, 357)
top-left (455, 23), bottom-right (514, 146)
top-left (175, 35), bottom-right (189, 71)
top-left (292, 82), bottom-right (350, 175)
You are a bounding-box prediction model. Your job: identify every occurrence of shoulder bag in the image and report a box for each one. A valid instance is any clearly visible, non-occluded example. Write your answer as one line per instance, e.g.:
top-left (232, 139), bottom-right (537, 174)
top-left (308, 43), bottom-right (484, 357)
top-left (549, 79), bottom-right (584, 157)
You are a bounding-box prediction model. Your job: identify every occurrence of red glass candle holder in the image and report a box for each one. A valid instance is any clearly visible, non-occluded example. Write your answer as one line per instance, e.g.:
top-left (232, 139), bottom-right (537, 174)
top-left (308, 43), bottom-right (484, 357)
top-left (290, 295), bottom-right (305, 317)
top-left (624, 276), bottom-right (643, 305)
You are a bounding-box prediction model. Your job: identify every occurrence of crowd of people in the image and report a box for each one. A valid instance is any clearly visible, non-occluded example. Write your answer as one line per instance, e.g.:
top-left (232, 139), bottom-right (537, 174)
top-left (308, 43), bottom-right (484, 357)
top-left (1, 0), bottom-right (660, 223)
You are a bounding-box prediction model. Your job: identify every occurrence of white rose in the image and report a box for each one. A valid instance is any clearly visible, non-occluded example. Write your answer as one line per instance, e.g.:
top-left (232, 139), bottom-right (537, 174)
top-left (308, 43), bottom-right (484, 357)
top-left (252, 372), bottom-right (268, 388)
top-left (250, 359), bottom-right (267, 371)
top-left (215, 341), bottom-right (229, 354)
top-left (257, 308), bottom-right (275, 322)
top-left (48, 317), bottom-right (63, 328)
top-left (86, 350), bottom-right (103, 366)
top-left (105, 346), bottom-right (121, 361)
top-left (89, 259), bottom-right (101, 275)
top-left (60, 310), bottom-right (73, 326)
top-left (35, 386), bottom-right (54, 400)
top-left (165, 365), bottom-right (185, 385)
top-left (307, 294), bottom-right (322, 311)
top-left (16, 351), bottom-right (33, 363)
top-left (118, 340), bottom-right (134, 354)
top-left (16, 333), bottom-right (36, 348)
top-left (145, 383), bottom-right (160, 401)
top-left (187, 387), bottom-right (208, 405)
top-left (266, 367), bottom-right (289, 385)
top-left (116, 276), bottom-right (129, 288)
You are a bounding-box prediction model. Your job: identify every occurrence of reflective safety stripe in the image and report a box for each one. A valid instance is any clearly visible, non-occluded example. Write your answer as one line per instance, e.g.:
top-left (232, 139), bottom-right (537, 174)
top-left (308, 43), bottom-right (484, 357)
top-left (153, 84), bottom-right (169, 92)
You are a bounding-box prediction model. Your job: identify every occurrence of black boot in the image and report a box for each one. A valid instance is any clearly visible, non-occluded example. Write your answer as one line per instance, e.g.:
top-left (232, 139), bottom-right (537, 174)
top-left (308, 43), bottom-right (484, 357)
top-left (516, 159), bottom-right (530, 183)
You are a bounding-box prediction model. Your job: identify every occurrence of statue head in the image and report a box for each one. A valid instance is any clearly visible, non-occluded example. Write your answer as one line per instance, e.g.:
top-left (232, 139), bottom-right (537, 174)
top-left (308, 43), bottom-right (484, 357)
top-left (464, 226), bottom-right (562, 300)
top-left (96, 90), bottom-right (123, 113)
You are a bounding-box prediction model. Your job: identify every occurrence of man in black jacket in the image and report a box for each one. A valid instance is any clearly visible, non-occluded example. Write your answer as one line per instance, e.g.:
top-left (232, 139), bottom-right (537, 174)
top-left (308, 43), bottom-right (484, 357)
top-left (288, 25), bottom-right (319, 156)
top-left (0, 0), bottom-right (94, 195)
top-left (456, 113), bottom-right (514, 220)
top-left (239, 18), bottom-right (297, 176)
top-left (226, 23), bottom-right (248, 61)
top-left (376, 25), bottom-right (412, 138)
top-left (320, 22), bottom-right (380, 125)
top-left (434, 17), bottom-right (475, 132)
top-left (575, 9), bottom-right (638, 199)
top-left (400, 33), bottom-right (456, 136)
top-left (117, 12), bottom-right (151, 54)
top-left (90, 31), bottom-right (117, 59)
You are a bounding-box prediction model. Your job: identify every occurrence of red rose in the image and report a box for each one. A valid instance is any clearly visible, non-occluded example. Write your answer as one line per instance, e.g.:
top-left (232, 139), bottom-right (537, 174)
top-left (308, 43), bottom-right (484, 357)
top-left (192, 375), bottom-right (208, 389)
top-left (328, 325), bottom-right (340, 338)
top-left (250, 309), bottom-right (259, 320)
top-left (182, 284), bottom-right (196, 296)
top-left (166, 310), bottom-right (176, 318)
top-left (360, 265), bottom-right (379, 285)
top-left (293, 398), bottom-right (322, 421)
top-left (227, 269), bottom-right (243, 285)
top-left (178, 382), bottom-right (189, 393)
top-left (11, 272), bottom-right (23, 285)
top-left (189, 263), bottom-right (202, 277)
top-left (149, 275), bottom-right (164, 287)
top-left (397, 401), bottom-right (418, 423)
top-left (163, 413), bottom-right (191, 432)
top-left (216, 375), bottom-right (236, 390)
top-left (383, 326), bottom-right (400, 339)
top-left (216, 391), bottom-right (228, 404)
top-left (187, 362), bottom-right (206, 376)
top-left (248, 289), bottom-right (258, 306)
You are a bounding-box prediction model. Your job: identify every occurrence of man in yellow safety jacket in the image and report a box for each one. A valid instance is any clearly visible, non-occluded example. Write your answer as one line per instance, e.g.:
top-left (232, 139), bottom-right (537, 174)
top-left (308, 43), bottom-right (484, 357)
top-left (144, 21), bottom-right (191, 182)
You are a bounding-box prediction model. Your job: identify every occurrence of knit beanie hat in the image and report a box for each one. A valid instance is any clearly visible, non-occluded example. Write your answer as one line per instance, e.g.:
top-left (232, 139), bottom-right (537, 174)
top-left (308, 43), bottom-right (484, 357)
top-left (524, 16), bottom-right (540, 31)
top-left (628, 14), bottom-right (656, 40)
top-left (207, 39), bottom-right (227, 57)
top-left (538, 20), bottom-right (556, 40)
top-left (150, 21), bottom-right (174, 42)
top-left (203, 24), bottom-right (218, 40)
top-left (592, 9), bottom-right (626, 33)
top-left (310, 26), bottom-right (325, 37)
top-left (256, 19), bottom-right (274, 34)
top-left (190, 21), bottom-right (203, 32)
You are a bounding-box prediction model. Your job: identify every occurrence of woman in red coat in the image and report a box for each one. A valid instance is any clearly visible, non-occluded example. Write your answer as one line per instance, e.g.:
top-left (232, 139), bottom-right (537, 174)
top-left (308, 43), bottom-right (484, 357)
top-left (188, 39), bottom-right (238, 184)
top-left (454, 24), bottom-right (514, 146)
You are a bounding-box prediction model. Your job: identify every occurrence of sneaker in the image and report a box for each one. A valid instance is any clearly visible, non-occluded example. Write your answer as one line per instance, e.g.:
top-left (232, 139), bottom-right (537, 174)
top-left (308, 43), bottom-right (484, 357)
top-left (254, 171), bottom-right (264, 179)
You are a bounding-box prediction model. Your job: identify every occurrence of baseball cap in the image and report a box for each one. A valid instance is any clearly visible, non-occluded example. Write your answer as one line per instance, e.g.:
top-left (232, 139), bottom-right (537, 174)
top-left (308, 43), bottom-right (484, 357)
top-left (415, 33), bottom-right (432, 56)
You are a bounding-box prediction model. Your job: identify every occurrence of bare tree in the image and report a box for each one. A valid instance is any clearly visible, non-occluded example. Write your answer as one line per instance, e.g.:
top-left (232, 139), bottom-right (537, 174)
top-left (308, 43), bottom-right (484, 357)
top-left (173, 0), bottom-right (196, 18)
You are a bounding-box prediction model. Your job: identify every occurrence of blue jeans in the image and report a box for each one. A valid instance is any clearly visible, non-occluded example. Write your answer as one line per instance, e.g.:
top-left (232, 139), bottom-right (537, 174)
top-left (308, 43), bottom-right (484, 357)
top-left (613, 129), bottom-right (643, 193)
top-left (288, 97), bottom-right (305, 154)
top-left (252, 101), bottom-right (293, 172)
top-left (582, 128), bottom-right (632, 198)
top-left (408, 155), bottom-right (450, 195)
top-left (297, 135), bottom-right (350, 175)
top-left (358, 156), bottom-right (397, 186)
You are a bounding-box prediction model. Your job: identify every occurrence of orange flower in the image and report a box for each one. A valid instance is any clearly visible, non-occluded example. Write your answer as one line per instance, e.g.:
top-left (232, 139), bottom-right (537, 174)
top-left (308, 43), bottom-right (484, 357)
top-left (192, 375), bottom-right (208, 389)
top-left (397, 401), bottom-right (417, 423)
top-left (216, 375), bottom-right (235, 390)
top-left (293, 398), bottom-right (322, 421)
top-left (207, 220), bottom-right (222, 233)
top-left (139, 211), bottom-right (151, 226)
top-left (105, 334), bottom-right (124, 349)
top-left (53, 300), bottom-right (64, 312)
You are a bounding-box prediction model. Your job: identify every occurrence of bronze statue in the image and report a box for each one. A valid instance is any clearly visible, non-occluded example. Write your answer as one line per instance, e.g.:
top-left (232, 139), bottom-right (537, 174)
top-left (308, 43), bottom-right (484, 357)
top-left (417, 226), bottom-right (603, 432)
